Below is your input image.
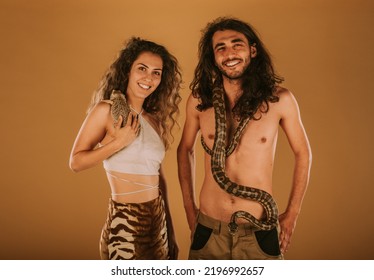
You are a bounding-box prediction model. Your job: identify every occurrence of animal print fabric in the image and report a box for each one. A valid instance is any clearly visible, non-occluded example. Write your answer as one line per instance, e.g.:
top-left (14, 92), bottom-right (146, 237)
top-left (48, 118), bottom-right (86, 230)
top-left (100, 193), bottom-right (169, 260)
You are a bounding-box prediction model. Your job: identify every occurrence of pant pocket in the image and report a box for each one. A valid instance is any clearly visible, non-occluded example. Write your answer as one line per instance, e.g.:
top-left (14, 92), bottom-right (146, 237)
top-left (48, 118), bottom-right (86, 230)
top-left (190, 223), bottom-right (213, 250)
top-left (254, 227), bottom-right (281, 256)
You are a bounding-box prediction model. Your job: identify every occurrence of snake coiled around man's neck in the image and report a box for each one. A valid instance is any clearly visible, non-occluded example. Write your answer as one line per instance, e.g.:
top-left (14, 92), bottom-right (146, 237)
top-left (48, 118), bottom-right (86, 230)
top-left (206, 83), bottom-right (279, 234)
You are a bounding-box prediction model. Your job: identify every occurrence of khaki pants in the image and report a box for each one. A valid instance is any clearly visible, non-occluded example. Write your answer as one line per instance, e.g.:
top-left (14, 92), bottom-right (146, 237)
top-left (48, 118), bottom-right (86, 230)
top-left (189, 211), bottom-right (283, 260)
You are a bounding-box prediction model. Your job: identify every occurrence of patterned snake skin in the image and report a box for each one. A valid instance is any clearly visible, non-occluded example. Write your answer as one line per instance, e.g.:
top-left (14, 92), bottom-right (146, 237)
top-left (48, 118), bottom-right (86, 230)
top-left (209, 84), bottom-right (278, 233)
top-left (110, 90), bottom-right (131, 127)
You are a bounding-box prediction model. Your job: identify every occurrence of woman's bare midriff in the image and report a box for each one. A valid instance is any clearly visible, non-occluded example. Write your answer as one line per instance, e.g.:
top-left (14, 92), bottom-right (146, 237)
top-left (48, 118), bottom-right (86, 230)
top-left (105, 170), bottom-right (160, 203)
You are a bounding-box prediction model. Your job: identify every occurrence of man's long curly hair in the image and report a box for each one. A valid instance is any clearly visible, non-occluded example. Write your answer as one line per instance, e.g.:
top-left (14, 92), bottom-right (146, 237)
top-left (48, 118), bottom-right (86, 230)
top-left (88, 37), bottom-right (182, 149)
top-left (190, 17), bottom-right (283, 120)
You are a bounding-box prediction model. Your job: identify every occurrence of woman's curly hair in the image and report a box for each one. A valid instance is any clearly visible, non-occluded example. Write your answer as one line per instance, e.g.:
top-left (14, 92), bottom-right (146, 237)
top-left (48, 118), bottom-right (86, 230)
top-left (88, 37), bottom-right (182, 149)
top-left (190, 17), bottom-right (283, 120)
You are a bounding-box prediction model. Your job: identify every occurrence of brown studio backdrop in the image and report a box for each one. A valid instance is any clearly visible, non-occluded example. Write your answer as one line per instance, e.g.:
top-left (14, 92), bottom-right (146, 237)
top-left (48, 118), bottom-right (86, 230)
top-left (0, 0), bottom-right (373, 259)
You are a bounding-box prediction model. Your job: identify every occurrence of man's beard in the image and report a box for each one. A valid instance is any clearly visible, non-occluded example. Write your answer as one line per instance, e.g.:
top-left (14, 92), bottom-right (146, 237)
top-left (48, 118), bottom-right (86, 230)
top-left (217, 60), bottom-right (249, 80)
top-left (220, 69), bottom-right (244, 80)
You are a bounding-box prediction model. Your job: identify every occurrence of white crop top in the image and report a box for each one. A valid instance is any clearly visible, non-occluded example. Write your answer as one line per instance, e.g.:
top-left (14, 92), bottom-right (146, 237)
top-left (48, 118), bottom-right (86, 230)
top-left (102, 113), bottom-right (165, 175)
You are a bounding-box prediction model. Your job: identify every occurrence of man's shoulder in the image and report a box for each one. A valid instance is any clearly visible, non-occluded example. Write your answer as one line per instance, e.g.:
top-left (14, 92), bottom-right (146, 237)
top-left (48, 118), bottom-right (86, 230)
top-left (275, 86), bottom-right (291, 97)
top-left (187, 93), bottom-right (200, 105)
top-left (185, 93), bottom-right (204, 118)
top-left (272, 87), bottom-right (301, 119)
top-left (274, 86), bottom-right (297, 106)
top-left (187, 93), bottom-right (208, 112)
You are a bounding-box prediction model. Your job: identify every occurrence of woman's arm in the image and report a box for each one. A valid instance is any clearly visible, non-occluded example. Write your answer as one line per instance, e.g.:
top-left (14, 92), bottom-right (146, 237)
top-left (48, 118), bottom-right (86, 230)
top-left (69, 102), bottom-right (139, 172)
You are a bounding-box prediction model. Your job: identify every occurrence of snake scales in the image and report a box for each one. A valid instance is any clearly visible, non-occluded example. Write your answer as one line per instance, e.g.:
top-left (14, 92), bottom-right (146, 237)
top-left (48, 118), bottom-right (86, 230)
top-left (109, 90), bottom-right (131, 127)
top-left (205, 84), bottom-right (278, 233)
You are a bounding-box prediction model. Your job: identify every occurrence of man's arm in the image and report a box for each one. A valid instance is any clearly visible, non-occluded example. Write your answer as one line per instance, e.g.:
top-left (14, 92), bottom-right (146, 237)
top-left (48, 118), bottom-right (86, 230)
top-left (278, 89), bottom-right (312, 254)
top-left (177, 94), bottom-right (201, 231)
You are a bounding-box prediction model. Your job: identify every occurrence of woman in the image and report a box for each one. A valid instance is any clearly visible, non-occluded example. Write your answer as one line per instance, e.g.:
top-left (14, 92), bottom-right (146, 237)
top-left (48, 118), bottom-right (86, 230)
top-left (69, 37), bottom-right (182, 260)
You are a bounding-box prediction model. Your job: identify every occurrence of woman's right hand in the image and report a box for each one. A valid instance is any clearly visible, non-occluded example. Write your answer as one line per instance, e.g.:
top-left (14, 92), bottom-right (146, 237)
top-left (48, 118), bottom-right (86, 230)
top-left (111, 113), bottom-right (140, 151)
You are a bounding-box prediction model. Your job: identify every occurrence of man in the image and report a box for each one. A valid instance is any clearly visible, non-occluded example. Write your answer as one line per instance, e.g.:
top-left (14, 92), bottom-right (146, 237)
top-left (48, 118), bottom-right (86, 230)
top-left (177, 17), bottom-right (312, 260)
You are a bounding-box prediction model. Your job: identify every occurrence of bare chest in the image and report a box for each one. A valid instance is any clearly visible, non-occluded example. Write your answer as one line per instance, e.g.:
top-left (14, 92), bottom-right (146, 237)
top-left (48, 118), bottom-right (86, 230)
top-left (199, 107), bottom-right (280, 152)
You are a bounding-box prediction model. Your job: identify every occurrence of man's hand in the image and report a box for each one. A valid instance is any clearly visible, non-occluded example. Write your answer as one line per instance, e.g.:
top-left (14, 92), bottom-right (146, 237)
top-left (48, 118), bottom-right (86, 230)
top-left (278, 211), bottom-right (297, 254)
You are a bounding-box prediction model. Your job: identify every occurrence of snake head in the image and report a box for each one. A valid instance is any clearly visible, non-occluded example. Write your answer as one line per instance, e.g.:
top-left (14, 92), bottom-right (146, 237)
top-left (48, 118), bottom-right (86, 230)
top-left (228, 222), bottom-right (238, 236)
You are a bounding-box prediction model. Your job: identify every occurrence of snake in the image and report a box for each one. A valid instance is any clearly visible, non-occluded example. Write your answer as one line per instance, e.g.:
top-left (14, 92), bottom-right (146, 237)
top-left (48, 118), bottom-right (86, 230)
top-left (109, 90), bottom-right (131, 127)
top-left (204, 83), bottom-right (278, 234)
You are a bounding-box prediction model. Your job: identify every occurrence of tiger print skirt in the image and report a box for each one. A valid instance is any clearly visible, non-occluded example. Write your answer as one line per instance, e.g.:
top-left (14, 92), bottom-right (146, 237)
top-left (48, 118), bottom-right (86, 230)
top-left (99, 193), bottom-right (169, 260)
